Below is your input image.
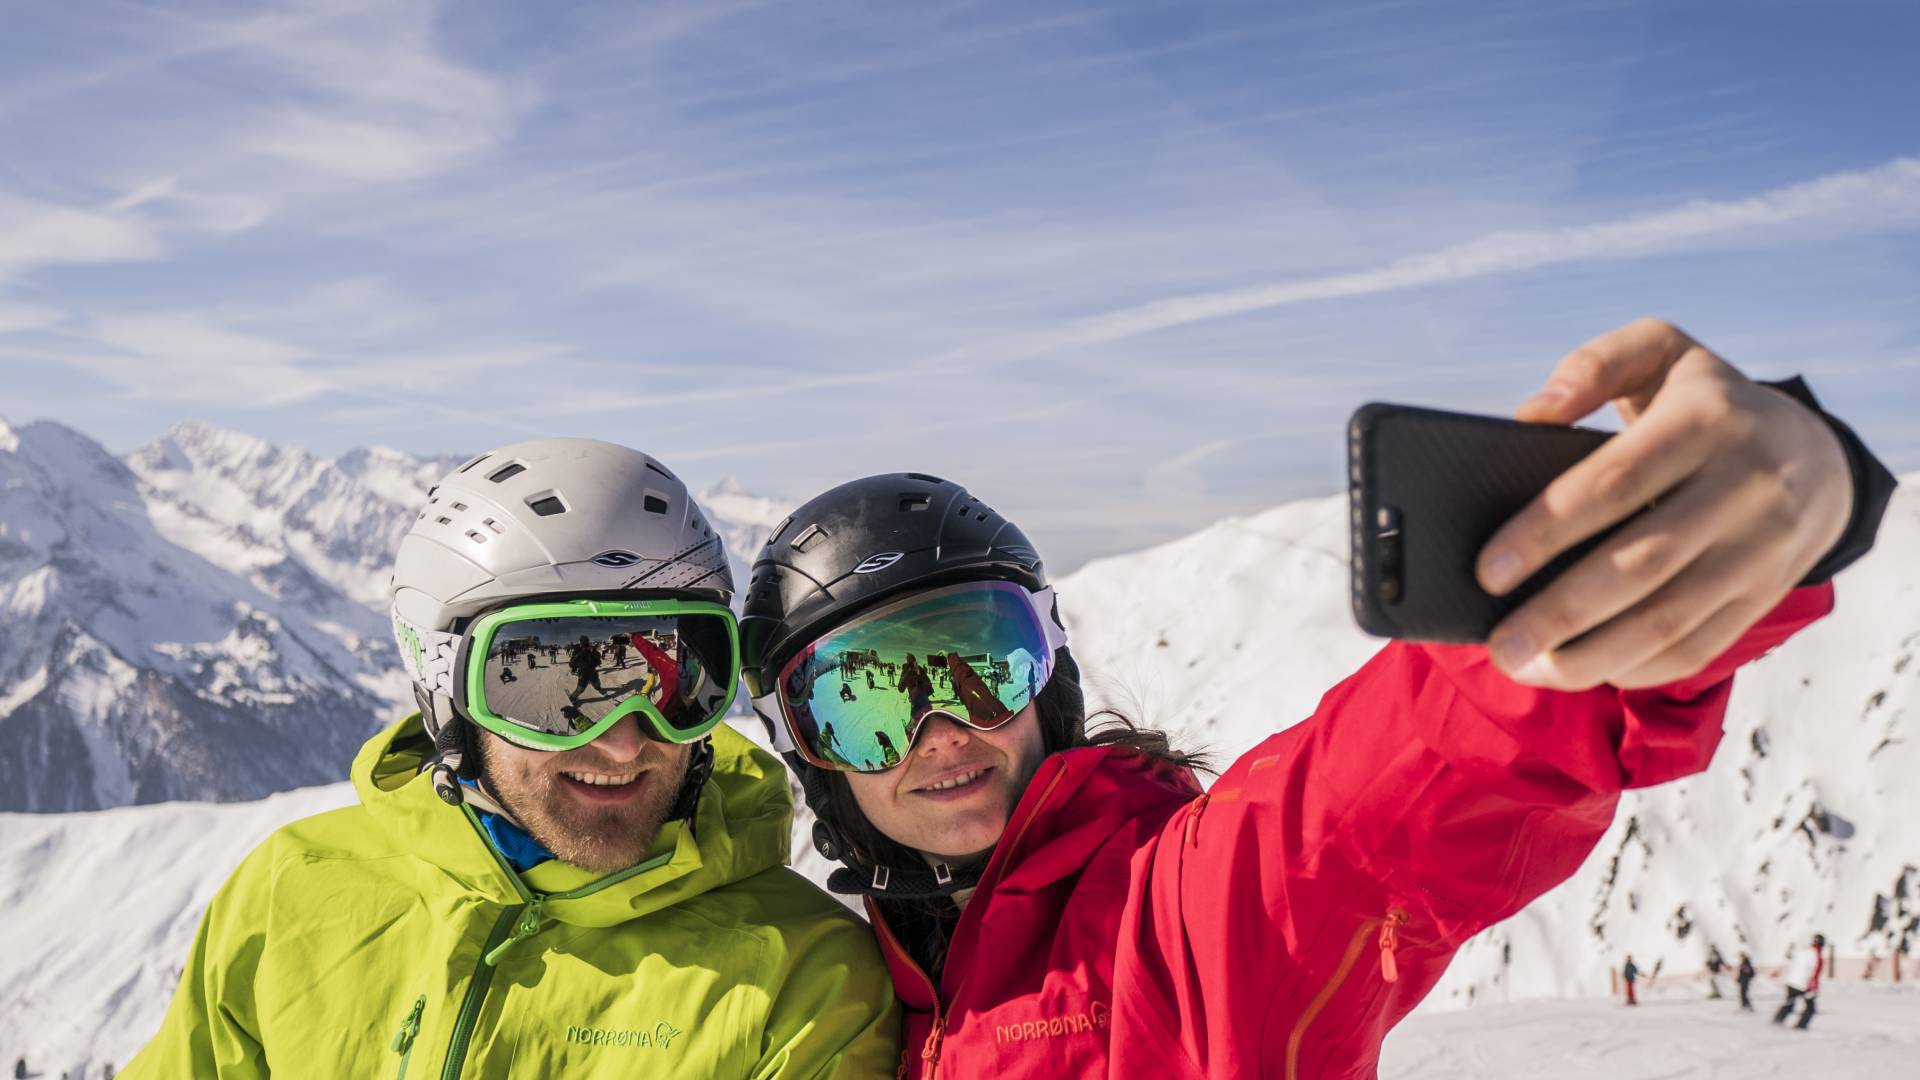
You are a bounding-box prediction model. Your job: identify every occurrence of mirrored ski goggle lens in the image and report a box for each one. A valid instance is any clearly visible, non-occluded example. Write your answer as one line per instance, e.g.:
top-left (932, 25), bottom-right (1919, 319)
top-left (478, 613), bottom-right (735, 738)
top-left (778, 582), bottom-right (1053, 772)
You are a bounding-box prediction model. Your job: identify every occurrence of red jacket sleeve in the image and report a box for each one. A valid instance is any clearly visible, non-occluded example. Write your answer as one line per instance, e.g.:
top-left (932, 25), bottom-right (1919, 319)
top-left (1111, 584), bottom-right (1833, 1078)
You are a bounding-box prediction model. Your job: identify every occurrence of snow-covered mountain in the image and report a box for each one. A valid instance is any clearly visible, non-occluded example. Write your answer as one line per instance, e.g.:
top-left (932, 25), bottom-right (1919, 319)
top-left (0, 439), bottom-right (1911, 1074)
top-left (0, 419), bottom-right (394, 811)
top-left (0, 419), bottom-right (786, 812)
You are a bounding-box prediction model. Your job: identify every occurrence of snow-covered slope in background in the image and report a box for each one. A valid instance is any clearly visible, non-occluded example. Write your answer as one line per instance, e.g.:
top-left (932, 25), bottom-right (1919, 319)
top-left (1, 434), bottom-right (1911, 1072)
top-left (1061, 477), bottom-right (1920, 1009)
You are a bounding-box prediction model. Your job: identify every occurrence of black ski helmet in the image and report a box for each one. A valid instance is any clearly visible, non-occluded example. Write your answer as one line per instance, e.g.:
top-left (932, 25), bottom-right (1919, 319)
top-left (740, 472), bottom-right (1086, 897)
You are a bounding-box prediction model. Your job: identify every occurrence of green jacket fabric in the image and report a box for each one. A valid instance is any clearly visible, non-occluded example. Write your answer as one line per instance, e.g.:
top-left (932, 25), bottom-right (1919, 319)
top-left (126, 716), bottom-right (900, 1078)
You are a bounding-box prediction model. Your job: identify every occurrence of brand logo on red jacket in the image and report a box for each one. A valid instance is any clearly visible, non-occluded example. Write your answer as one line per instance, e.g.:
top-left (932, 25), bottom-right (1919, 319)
top-left (993, 1001), bottom-right (1110, 1044)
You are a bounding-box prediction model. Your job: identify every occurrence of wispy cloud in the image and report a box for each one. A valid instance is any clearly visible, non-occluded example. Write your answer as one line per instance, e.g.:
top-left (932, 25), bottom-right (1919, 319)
top-left (943, 156), bottom-right (1920, 366)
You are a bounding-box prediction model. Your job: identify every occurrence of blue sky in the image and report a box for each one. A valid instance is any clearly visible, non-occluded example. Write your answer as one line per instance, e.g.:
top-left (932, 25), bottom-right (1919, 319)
top-left (3, 0), bottom-right (1917, 571)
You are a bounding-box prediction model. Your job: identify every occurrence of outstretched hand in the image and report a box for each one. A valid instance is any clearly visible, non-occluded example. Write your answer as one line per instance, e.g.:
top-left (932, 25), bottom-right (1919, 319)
top-left (1476, 319), bottom-right (1852, 691)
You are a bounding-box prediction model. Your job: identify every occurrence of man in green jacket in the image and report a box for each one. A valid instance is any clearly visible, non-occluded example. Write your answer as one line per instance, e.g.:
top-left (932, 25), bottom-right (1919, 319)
top-left (128, 438), bottom-right (899, 1078)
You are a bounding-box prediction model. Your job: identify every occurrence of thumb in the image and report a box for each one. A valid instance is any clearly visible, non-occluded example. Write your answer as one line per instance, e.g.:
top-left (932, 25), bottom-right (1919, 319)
top-left (1515, 318), bottom-right (1694, 425)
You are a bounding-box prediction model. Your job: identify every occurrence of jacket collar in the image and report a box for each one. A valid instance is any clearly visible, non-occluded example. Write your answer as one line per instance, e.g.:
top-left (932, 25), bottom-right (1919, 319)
top-left (354, 714), bottom-right (793, 925)
top-left (869, 744), bottom-right (1201, 1007)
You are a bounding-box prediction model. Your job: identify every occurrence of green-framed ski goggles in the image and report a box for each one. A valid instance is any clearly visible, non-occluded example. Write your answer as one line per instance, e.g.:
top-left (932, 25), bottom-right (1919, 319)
top-left (396, 598), bottom-right (740, 751)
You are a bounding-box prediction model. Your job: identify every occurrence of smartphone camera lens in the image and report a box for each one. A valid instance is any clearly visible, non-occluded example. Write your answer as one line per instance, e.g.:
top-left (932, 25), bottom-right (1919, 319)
top-left (1375, 506), bottom-right (1403, 604)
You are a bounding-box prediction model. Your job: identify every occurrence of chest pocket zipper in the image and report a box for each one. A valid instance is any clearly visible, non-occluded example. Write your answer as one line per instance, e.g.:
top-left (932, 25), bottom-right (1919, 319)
top-left (1284, 908), bottom-right (1408, 1080)
top-left (391, 994), bottom-right (426, 1080)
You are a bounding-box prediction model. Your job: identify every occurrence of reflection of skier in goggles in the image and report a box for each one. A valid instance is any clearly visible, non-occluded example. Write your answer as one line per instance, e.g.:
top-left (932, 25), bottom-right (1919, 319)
top-left (744, 338), bottom-right (1894, 1080)
top-left (566, 636), bottom-right (605, 702)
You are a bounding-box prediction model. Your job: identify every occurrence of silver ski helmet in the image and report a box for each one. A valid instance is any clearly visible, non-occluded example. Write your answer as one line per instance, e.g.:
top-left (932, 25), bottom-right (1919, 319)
top-left (390, 440), bottom-right (731, 774)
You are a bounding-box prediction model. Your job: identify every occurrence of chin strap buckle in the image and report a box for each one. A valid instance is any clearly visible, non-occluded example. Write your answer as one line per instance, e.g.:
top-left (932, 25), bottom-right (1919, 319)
top-left (872, 865), bottom-right (892, 891)
top-left (933, 861), bottom-right (954, 885)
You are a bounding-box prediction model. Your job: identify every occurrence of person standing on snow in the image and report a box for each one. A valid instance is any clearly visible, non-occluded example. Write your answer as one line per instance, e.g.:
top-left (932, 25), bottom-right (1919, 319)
top-left (1623, 955), bottom-right (1641, 1006)
top-left (1706, 944), bottom-right (1726, 999)
top-left (126, 439), bottom-right (898, 1078)
top-left (738, 320), bottom-right (1895, 1078)
top-left (1774, 932), bottom-right (1826, 1030)
top-left (1737, 951), bottom-right (1757, 1010)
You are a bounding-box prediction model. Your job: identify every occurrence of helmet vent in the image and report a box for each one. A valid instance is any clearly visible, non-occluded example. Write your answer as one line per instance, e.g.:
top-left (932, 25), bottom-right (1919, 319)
top-left (645, 461), bottom-right (676, 480)
top-left (899, 494), bottom-right (931, 512)
top-left (767, 515), bottom-right (793, 547)
top-left (487, 462), bottom-right (527, 483)
top-left (526, 491), bottom-right (568, 516)
top-left (457, 453), bottom-right (491, 474)
top-left (465, 529), bottom-right (488, 544)
top-left (790, 523), bottom-right (826, 552)
top-left (435, 515), bottom-right (452, 525)
top-left (482, 517), bottom-right (504, 534)
top-left (906, 473), bottom-right (945, 484)
top-left (451, 501), bottom-right (468, 512)
top-left (643, 495), bottom-right (669, 514)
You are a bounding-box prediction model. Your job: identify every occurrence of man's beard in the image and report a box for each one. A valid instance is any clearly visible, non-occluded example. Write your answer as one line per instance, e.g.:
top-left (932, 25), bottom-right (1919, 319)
top-left (478, 739), bottom-right (688, 874)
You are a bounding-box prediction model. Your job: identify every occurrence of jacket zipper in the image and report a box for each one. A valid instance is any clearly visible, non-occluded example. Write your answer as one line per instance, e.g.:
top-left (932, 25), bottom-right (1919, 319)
top-left (440, 905), bottom-right (520, 1080)
top-left (1283, 908), bottom-right (1407, 1080)
top-left (890, 764), bottom-right (1073, 1078)
top-left (391, 994), bottom-right (425, 1080)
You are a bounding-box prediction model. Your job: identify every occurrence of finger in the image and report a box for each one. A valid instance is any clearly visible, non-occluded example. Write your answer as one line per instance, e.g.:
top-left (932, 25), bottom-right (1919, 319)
top-left (1487, 470), bottom-right (1729, 671)
top-left (1478, 385), bottom-right (1731, 596)
top-left (1515, 319), bottom-right (1695, 426)
top-left (1503, 544), bottom-right (1757, 691)
top-left (1608, 592), bottom-right (1779, 690)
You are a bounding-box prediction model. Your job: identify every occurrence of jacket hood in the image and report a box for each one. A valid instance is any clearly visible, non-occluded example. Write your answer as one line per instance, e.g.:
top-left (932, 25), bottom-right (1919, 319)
top-left (352, 713), bottom-right (794, 925)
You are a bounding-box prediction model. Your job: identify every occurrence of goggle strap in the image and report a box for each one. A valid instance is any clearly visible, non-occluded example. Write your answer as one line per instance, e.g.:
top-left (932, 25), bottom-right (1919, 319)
top-left (1032, 586), bottom-right (1068, 655)
top-left (394, 611), bottom-right (461, 698)
top-left (755, 700), bottom-right (798, 753)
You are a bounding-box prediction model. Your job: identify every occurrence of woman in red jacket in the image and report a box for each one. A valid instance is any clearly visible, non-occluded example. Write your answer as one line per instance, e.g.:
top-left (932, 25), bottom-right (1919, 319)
top-left (739, 320), bottom-right (1893, 1078)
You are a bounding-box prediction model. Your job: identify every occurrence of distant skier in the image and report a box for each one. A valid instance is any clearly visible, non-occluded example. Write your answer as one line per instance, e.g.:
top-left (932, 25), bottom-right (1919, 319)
top-left (1736, 952), bottom-right (1756, 1010)
top-left (567, 635), bottom-right (605, 702)
top-left (896, 654), bottom-right (933, 717)
top-left (1705, 944), bottom-right (1726, 999)
top-left (840, 681), bottom-right (857, 702)
top-left (1773, 933), bottom-right (1824, 1030)
top-left (1622, 955), bottom-right (1640, 1006)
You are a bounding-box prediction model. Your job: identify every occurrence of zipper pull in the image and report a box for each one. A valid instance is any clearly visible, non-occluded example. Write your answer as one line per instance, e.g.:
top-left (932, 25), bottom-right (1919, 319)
top-left (1183, 793), bottom-right (1211, 848)
top-left (484, 896), bottom-right (546, 965)
top-left (1378, 910), bottom-right (1406, 984)
top-left (920, 1014), bottom-right (946, 1076)
top-left (391, 995), bottom-right (425, 1053)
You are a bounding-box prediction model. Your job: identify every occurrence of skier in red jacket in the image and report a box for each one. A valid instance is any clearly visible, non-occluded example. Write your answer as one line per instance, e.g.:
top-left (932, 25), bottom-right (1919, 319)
top-left (740, 320), bottom-right (1894, 1078)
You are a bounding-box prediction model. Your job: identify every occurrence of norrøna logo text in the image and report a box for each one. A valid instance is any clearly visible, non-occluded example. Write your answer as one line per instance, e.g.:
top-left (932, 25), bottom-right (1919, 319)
top-left (591, 551), bottom-right (644, 568)
top-left (994, 1001), bottom-right (1110, 1044)
top-left (564, 1020), bottom-right (683, 1050)
top-left (852, 552), bottom-right (904, 574)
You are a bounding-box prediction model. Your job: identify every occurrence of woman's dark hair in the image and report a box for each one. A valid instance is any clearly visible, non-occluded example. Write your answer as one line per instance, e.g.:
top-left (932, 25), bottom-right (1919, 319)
top-left (819, 666), bottom-right (1213, 872)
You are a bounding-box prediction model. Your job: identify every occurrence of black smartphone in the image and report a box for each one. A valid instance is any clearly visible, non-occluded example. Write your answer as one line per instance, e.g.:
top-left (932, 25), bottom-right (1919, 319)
top-left (1348, 403), bottom-right (1618, 642)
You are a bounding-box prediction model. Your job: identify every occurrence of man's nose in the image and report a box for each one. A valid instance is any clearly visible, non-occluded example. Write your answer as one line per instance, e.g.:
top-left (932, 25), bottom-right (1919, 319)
top-left (586, 714), bottom-right (646, 763)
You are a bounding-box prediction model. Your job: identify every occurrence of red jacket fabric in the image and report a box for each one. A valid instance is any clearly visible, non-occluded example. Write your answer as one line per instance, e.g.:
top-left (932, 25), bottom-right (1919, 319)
top-left (869, 584), bottom-right (1833, 1079)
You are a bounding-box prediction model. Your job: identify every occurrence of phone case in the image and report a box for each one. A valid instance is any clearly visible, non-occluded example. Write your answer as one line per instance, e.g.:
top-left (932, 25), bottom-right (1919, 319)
top-left (1348, 403), bottom-right (1614, 642)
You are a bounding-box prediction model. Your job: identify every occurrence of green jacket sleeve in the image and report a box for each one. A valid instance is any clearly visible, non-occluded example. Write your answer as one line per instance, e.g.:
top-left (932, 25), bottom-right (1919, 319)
top-left (752, 908), bottom-right (902, 1079)
top-left (122, 843), bottom-right (272, 1078)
